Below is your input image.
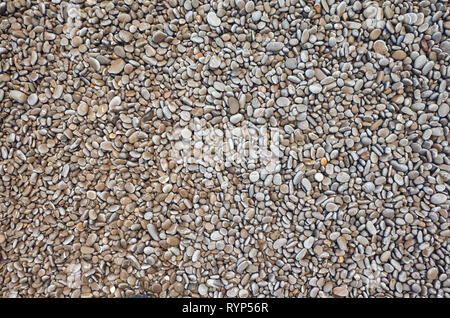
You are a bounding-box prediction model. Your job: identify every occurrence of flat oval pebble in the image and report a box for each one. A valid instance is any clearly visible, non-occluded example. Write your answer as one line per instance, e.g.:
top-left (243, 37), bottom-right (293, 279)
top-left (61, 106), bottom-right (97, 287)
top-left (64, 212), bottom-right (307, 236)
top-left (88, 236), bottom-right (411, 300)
top-left (430, 193), bottom-right (447, 205)
top-left (77, 103), bottom-right (88, 116)
top-left (9, 90), bottom-right (27, 103)
top-left (309, 83), bottom-right (322, 94)
top-left (227, 97), bottom-right (240, 114)
top-left (109, 59), bottom-right (125, 74)
top-left (276, 97), bottom-right (290, 107)
top-left (27, 93), bottom-right (38, 106)
top-left (207, 11), bottom-right (221, 27)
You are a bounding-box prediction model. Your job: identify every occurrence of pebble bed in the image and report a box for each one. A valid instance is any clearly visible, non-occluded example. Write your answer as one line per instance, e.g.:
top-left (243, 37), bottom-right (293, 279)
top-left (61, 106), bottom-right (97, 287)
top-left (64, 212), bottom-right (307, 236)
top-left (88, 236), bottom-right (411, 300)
top-left (0, 0), bottom-right (449, 298)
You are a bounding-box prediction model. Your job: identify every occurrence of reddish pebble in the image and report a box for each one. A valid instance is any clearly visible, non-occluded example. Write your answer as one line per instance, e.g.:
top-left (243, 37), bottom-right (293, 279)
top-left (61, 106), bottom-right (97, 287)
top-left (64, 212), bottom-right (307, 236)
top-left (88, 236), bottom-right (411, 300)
top-left (421, 39), bottom-right (429, 52)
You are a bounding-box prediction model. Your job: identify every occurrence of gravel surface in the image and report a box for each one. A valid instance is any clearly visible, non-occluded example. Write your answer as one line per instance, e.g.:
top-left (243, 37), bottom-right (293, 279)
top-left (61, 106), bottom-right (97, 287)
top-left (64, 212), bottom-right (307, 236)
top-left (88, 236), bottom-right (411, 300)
top-left (0, 0), bottom-right (449, 298)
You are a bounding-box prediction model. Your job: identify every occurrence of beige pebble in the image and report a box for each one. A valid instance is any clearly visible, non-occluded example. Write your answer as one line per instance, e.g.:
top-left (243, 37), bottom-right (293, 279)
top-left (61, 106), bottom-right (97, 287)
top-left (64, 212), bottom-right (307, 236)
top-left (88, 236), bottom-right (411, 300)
top-left (9, 90), bottom-right (27, 103)
top-left (81, 246), bottom-right (95, 254)
top-left (109, 59), bottom-right (125, 74)
top-left (77, 102), bottom-right (89, 116)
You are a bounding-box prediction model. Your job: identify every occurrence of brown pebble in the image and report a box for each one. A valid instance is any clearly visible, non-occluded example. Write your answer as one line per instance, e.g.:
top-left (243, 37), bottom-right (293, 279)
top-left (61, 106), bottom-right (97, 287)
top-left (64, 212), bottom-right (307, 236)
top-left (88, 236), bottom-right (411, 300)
top-left (392, 50), bottom-right (406, 60)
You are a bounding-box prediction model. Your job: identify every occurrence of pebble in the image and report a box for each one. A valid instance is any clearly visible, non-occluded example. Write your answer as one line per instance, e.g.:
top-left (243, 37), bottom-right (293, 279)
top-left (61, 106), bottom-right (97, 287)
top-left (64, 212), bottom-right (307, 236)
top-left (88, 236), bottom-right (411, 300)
top-left (430, 193), bottom-right (447, 205)
top-left (276, 97), bottom-right (290, 107)
top-left (27, 93), bottom-right (38, 106)
top-left (230, 114), bottom-right (243, 124)
top-left (273, 238), bottom-right (287, 250)
top-left (333, 286), bottom-right (349, 297)
top-left (81, 246), bottom-right (94, 254)
top-left (77, 103), bottom-right (88, 116)
top-left (285, 58), bottom-right (297, 70)
top-left (325, 202), bottom-right (339, 212)
top-left (369, 29), bottom-right (381, 40)
top-left (227, 97), bottom-right (240, 114)
top-left (249, 171), bottom-right (259, 183)
top-left (9, 90), bottom-right (27, 103)
top-left (373, 40), bottom-right (388, 55)
top-left (314, 173), bottom-right (324, 182)
top-left (392, 50), bottom-right (406, 60)
top-left (414, 55), bottom-right (427, 69)
top-left (309, 83), bottom-right (322, 94)
top-left (211, 231), bottom-right (223, 241)
top-left (109, 59), bottom-right (125, 74)
top-left (427, 268), bottom-right (438, 281)
top-left (147, 224), bottom-right (160, 241)
top-left (198, 284), bottom-right (208, 296)
top-left (207, 11), bottom-right (221, 27)
top-left (366, 221), bottom-right (377, 236)
top-left (362, 182), bottom-right (375, 193)
top-left (152, 31), bottom-right (167, 43)
top-left (336, 172), bottom-right (350, 183)
top-left (266, 42), bottom-right (284, 52)
top-left (304, 237), bottom-right (315, 249)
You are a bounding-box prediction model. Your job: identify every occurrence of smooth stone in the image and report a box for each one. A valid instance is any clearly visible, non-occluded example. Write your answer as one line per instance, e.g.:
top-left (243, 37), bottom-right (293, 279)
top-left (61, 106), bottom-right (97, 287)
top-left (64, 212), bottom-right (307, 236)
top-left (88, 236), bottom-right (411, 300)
top-left (427, 268), bottom-right (438, 280)
top-left (363, 6), bottom-right (377, 18)
top-left (422, 61), bottom-right (434, 75)
top-left (266, 42), bottom-right (284, 52)
top-left (285, 58), bottom-right (297, 70)
top-left (27, 93), bottom-right (38, 106)
top-left (227, 97), bottom-right (240, 114)
top-left (369, 29), bottom-right (381, 40)
top-left (100, 141), bottom-right (113, 151)
top-left (392, 50), bottom-right (406, 60)
top-left (80, 246), bottom-right (94, 254)
top-left (226, 288), bottom-right (238, 297)
top-left (86, 233), bottom-right (97, 246)
top-left (325, 202), bottom-right (339, 212)
top-left (438, 104), bottom-right (449, 117)
top-left (336, 172), bottom-right (350, 183)
top-left (147, 224), bottom-right (160, 241)
top-left (255, 192), bottom-right (265, 201)
top-left (109, 59), bottom-right (125, 74)
top-left (333, 286), bottom-right (349, 297)
top-left (336, 2), bottom-right (346, 16)
top-left (301, 178), bottom-right (312, 193)
top-left (87, 57), bottom-right (101, 72)
top-left (230, 113), bottom-right (243, 124)
top-left (211, 231), bottom-right (223, 240)
top-left (273, 238), bottom-right (287, 249)
top-left (414, 55), bottom-right (428, 69)
top-left (9, 90), bottom-right (27, 103)
top-left (152, 30), bottom-right (167, 43)
top-left (314, 173), bottom-right (324, 182)
top-left (362, 182), bottom-right (375, 193)
top-left (430, 193), bottom-right (447, 205)
top-left (441, 40), bottom-right (450, 53)
top-left (77, 103), bottom-right (88, 116)
top-left (209, 55), bottom-right (221, 69)
top-left (309, 83), bottom-right (322, 94)
top-left (249, 171), bottom-right (259, 182)
top-left (276, 97), bottom-right (290, 107)
top-left (373, 40), bottom-right (388, 55)
top-left (198, 284), bottom-right (208, 296)
top-left (109, 96), bottom-right (121, 109)
top-left (245, 1), bottom-right (255, 13)
top-left (366, 221), bottom-right (377, 235)
top-left (304, 237), bottom-right (315, 249)
top-left (251, 11), bottom-right (262, 22)
top-left (207, 11), bottom-right (221, 27)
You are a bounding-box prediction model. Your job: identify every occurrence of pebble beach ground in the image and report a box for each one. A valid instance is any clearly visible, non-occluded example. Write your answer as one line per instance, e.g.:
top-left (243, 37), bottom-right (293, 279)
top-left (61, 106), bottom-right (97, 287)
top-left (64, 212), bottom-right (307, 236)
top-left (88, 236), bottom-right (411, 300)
top-left (0, 0), bottom-right (449, 298)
